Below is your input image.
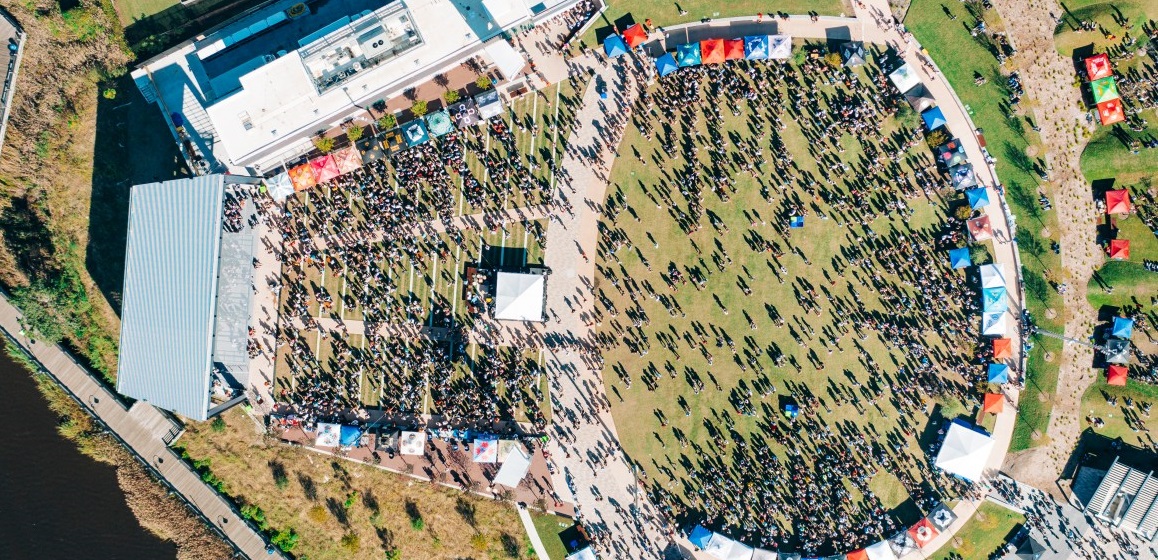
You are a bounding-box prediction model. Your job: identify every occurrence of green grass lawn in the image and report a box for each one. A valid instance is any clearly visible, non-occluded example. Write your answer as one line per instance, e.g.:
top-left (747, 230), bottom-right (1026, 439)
top-left (529, 512), bottom-right (573, 560)
top-left (113, 0), bottom-right (180, 24)
top-left (927, 502), bottom-right (1024, 560)
top-left (1080, 108), bottom-right (1158, 183)
top-left (578, 0), bottom-right (850, 49)
top-left (1079, 377), bottom-right (1158, 448)
top-left (1053, 0), bottom-right (1153, 58)
top-left (907, 0), bottom-right (1063, 452)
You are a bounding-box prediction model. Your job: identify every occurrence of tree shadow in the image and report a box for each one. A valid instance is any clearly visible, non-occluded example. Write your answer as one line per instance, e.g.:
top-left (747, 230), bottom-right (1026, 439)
top-left (455, 496), bottom-right (477, 527)
top-left (297, 473), bottom-right (318, 501)
top-left (325, 496), bottom-right (350, 525)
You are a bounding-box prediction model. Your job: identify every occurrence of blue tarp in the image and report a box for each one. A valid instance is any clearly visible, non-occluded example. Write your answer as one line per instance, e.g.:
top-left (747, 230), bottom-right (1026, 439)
top-left (922, 106), bottom-right (947, 130)
top-left (965, 187), bottom-right (990, 209)
top-left (988, 363), bottom-right (1010, 383)
top-left (1112, 317), bottom-right (1134, 339)
top-left (339, 425), bottom-right (361, 446)
top-left (402, 119), bottom-right (430, 147)
top-left (655, 53), bottom-right (678, 76)
top-left (983, 286), bottom-right (1008, 313)
top-left (789, 216), bottom-right (805, 228)
top-left (948, 247), bottom-right (972, 269)
top-left (688, 525), bottom-right (713, 549)
top-left (744, 35), bottom-right (769, 59)
top-left (784, 403), bottom-right (800, 418)
top-left (603, 35), bottom-right (628, 57)
top-left (676, 42), bottom-right (702, 67)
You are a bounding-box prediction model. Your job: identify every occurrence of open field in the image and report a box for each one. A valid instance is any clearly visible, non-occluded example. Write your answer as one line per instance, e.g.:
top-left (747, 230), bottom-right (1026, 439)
top-left (178, 409), bottom-right (534, 560)
top-left (1079, 377), bottom-right (1158, 448)
top-left (597, 58), bottom-right (981, 552)
top-left (1053, 0), bottom-right (1153, 58)
top-left (927, 501), bottom-right (1024, 560)
top-left (907, 0), bottom-right (1062, 452)
top-left (1080, 108), bottom-right (1158, 183)
top-left (530, 512), bottom-right (575, 560)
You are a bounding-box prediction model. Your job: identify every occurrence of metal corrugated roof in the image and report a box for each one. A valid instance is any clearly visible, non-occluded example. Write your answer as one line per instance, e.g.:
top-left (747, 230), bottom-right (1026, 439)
top-left (116, 175), bottom-right (226, 421)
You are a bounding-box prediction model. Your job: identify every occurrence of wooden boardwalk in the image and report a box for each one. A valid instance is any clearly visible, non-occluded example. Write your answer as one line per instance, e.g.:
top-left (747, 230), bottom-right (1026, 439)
top-left (0, 292), bottom-right (283, 560)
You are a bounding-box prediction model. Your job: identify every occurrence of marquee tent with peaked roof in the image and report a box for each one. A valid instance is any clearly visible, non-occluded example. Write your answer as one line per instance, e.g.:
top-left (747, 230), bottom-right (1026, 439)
top-left (333, 146), bottom-right (362, 174)
top-left (603, 34), bottom-right (628, 57)
top-left (701, 39), bottom-right (726, 64)
top-left (968, 215), bottom-right (993, 241)
top-left (1112, 316), bottom-right (1134, 339)
top-left (983, 393), bottom-right (1004, 414)
top-left (677, 42), bottom-right (702, 67)
top-left (1016, 536), bottom-right (1046, 560)
top-left (993, 337), bottom-right (1013, 359)
top-left (399, 430), bottom-right (426, 455)
top-left (268, 172), bottom-right (294, 202)
top-left (841, 41), bottom-right (866, 66)
top-left (565, 547), bottom-right (597, 560)
top-left (908, 518), bottom-right (939, 548)
top-left (622, 23), bottom-right (647, 48)
top-left (966, 187), bottom-right (990, 209)
top-left (1105, 189), bottom-right (1130, 214)
top-left (1097, 99), bottom-right (1125, 125)
top-left (744, 35), bottom-right (769, 59)
top-left (1091, 76), bottom-right (1120, 103)
top-left (476, 89), bottom-right (504, 120)
top-left (494, 271), bottom-right (546, 321)
top-left (948, 247), bottom-right (971, 269)
top-left (950, 163), bottom-right (978, 190)
top-left (311, 154), bottom-right (340, 183)
top-left (472, 437), bottom-right (498, 462)
top-left (779, 553), bottom-right (801, 560)
top-left (493, 444), bottom-right (532, 487)
top-left (988, 363), bottom-right (1010, 383)
top-left (703, 533), bottom-right (752, 560)
top-left (449, 98), bottom-right (481, 128)
top-left (1109, 239), bottom-right (1130, 260)
top-left (846, 550), bottom-right (868, 560)
top-left (425, 110), bottom-right (455, 137)
top-left (339, 425), bottom-right (361, 447)
top-left (935, 419), bottom-right (994, 482)
top-left (655, 53), bottom-right (679, 76)
top-left (936, 138), bottom-right (967, 168)
top-left (864, 540), bottom-right (897, 560)
top-left (922, 106), bottom-right (947, 130)
top-left (983, 310), bottom-right (1008, 337)
top-left (402, 119), bottom-right (430, 147)
top-left (905, 84), bottom-right (937, 113)
top-left (724, 38), bottom-right (745, 60)
top-left (1085, 53), bottom-right (1112, 80)
top-left (315, 423), bottom-right (340, 447)
top-left (1107, 364), bottom-right (1128, 386)
top-left (751, 549), bottom-right (777, 560)
top-left (889, 63), bottom-right (921, 93)
top-left (382, 128), bottom-right (405, 153)
top-left (1104, 339), bottom-right (1131, 364)
top-left (980, 264), bottom-right (1006, 288)
top-left (689, 525), bottom-right (714, 549)
top-left (927, 503), bottom-right (957, 531)
top-left (769, 35), bottom-right (792, 59)
top-left (289, 163), bottom-right (317, 191)
top-left (886, 531), bottom-right (917, 557)
top-left (983, 286), bottom-right (1008, 313)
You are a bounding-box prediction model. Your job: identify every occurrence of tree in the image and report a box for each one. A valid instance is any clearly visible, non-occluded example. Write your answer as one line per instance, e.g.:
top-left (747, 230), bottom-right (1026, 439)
top-left (210, 416), bottom-right (226, 433)
top-left (953, 204), bottom-right (973, 221)
top-left (346, 124), bottom-right (364, 143)
top-left (378, 113), bottom-right (397, 130)
top-left (475, 75), bottom-right (493, 90)
top-left (410, 100), bottom-right (429, 117)
top-left (313, 135), bottom-right (335, 153)
top-left (443, 89), bottom-right (460, 104)
top-left (102, 88), bottom-right (116, 100)
top-left (271, 527), bottom-right (299, 552)
top-left (926, 128), bottom-right (949, 148)
top-left (968, 244), bottom-right (990, 266)
top-left (823, 52), bottom-right (843, 67)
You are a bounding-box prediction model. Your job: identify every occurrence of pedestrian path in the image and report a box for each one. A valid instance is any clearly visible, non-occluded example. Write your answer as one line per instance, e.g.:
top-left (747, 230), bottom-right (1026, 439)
top-left (518, 507), bottom-right (553, 560)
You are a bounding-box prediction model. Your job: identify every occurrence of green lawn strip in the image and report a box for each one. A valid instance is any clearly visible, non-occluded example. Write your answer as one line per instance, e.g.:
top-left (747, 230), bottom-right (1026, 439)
top-left (1053, 0), bottom-right (1152, 58)
top-left (1079, 377), bottom-right (1158, 447)
top-left (579, 0), bottom-right (849, 50)
top-left (1087, 260), bottom-right (1158, 313)
top-left (907, 0), bottom-right (1063, 449)
top-left (1080, 108), bottom-right (1158, 183)
top-left (529, 511), bottom-right (573, 560)
top-left (927, 502), bottom-right (1024, 560)
top-left (1010, 336), bottom-right (1062, 451)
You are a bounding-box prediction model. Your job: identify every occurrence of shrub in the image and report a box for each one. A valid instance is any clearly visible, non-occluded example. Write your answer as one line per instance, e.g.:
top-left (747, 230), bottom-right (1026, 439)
top-left (274, 473), bottom-right (289, 490)
top-left (823, 52), bottom-right (843, 67)
top-left (475, 75), bottom-right (493, 90)
top-left (344, 490), bottom-right (359, 509)
top-left (470, 532), bottom-right (488, 551)
top-left (385, 550), bottom-right (401, 560)
top-left (378, 113), bottom-right (397, 130)
top-left (443, 90), bottom-right (460, 104)
top-left (926, 128), bottom-right (949, 148)
top-left (307, 505), bottom-right (327, 523)
top-left (102, 88), bottom-right (116, 100)
top-left (410, 100), bottom-right (429, 117)
top-left (411, 515), bottom-right (425, 531)
top-left (210, 416), bottom-right (226, 433)
top-left (271, 527), bottom-right (299, 552)
top-left (313, 136), bottom-right (335, 153)
top-left (341, 531), bottom-right (360, 552)
top-left (240, 504), bottom-right (269, 530)
top-left (346, 125), bottom-right (364, 142)
top-left (953, 205), bottom-right (973, 221)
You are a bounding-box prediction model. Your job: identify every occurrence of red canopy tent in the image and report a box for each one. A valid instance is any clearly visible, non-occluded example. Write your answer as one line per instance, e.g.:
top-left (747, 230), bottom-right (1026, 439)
top-left (845, 549), bottom-right (868, 560)
top-left (1097, 99), bottom-right (1125, 125)
top-left (1105, 189), bottom-right (1130, 214)
top-left (700, 39), bottom-right (725, 64)
top-left (983, 393), bottom-right (1004, 414)
top-left (908, 517), bottom-right (940, 547)
top-left (1085, 53), bottom-right (1112, 81)
top-left (311, 154), bottom-right (341, 183)
top-left (288, 164), bottom-right (317, 191)
top-left (724, 38), bottom-right (745, 60)
top-left (967, 215), bottom-right (993, 241)
top-left (1107, 364), bottom-right (1128, 386)
top-left (1109, 239), bottom-right (1130, 260)
top-left (993, 338), bottom-right (1013, 359)
top-left (622, 23), bottom-right (647, 48)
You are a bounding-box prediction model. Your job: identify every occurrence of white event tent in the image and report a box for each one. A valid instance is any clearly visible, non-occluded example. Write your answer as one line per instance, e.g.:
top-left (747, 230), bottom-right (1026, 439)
top-left (934, 420), bottom-right (994, 482)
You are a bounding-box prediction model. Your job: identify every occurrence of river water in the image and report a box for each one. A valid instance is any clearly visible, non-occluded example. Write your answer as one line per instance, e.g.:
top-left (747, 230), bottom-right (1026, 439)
top-left (0, 351), bottom-right (176, 559)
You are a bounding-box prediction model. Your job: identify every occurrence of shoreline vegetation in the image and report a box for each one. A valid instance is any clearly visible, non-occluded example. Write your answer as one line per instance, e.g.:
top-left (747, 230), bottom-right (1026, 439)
top-left (5, 341), bottom-right (231, 559)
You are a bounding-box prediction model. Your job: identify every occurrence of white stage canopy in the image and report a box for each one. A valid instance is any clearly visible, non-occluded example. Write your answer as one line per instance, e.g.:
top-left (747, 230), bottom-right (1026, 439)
top-left (768, 35), bottom-right (792, 59)
top-left (315, 422), bottom-right (340, 447)
top-left (484, 38), bottom-right (527, 81)
top-left (493, 444), bottom-right (533, 488)
top-left (399, 430), bottom-right (427, 455)
top-left (888, 63), bottom-right (921, 94)
top-left (494, 271), bottom-right (546, 321)
top-left (934, 420), bottom-right (994, 482)
top-left (866, 540), bottom-right (899, 560)
top-left (982, 311), bottom-right (1008, 337)
top-left (565, 547), bottom-right (597, 560)
top-left (979, 263), bottom-right (1006, 289)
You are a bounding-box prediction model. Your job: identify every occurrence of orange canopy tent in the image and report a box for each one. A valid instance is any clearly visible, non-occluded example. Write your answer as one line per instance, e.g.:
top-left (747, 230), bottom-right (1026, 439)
top-left (908, 517), bottom-right (940, 547)
top-left (845, 549), bottom-right (868, 560)
top-left (311, 154), bottom-right (341, 183)
top-left (700, 39), bottom-right (726, 64)
top-left (1085, 53), bottom-right (1112, 80)
top-left (1105, 189), bottom-right (1130, 214)
top-left (622, 23), bottom-right (647, 48)
top-left (288, 164), bottom-right (317, 191)
top-left (1097, 99), bottom-right (1125, 125)
top-left (1107, 364), bottom-right (1128, 386)
top-left (1109, 239), bottom-right (1130, 260)
top-left (724, 38), bottom-right (745, 60)
top-left (983, 393), bottom-right (1004, 414)
top-left (993, 338), bottom-right (1013, 359)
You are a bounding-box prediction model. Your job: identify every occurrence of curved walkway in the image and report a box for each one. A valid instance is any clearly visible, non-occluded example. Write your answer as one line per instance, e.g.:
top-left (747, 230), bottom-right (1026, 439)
top-left (516, 1), bottom-right (1028, 558)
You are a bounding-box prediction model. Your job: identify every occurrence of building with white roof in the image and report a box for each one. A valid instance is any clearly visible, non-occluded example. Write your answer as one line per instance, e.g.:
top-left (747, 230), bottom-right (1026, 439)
top-left (132, 0), bottom-right (575, 174)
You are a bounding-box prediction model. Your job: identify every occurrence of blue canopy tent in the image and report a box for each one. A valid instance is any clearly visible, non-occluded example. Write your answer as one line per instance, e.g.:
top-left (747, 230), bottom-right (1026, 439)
top-left (789, 216), bottom-right (805, 228)
top-left (743, 35), bottom-right (769, 59)
top-left (655, 53), bottom-right (678, 76)
top-left (922, 106), bottom-right (947, 130)
top-left (339, 425), bottom-right (361, 447)
top-left (402, 119), bottom-right (430, 147)
top-left (688, 525), bottom-right (713, 549)
top-left (676, 42), bottom-right (702, 67)
top-left (784, 403), bottom-right (800, 418)
top-left (965, 187), bottom-right (990, 209)
top-left (988, 363), bottom-right (1010, 383)
top-left (982, 286), bottom-right (1008, 313)
top-left (1112, 317), bottom-right (1134, 339)
top-left (948, 247), bottom-right (972, 269)
top-left (603, 34), bottom-right (628, 57)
